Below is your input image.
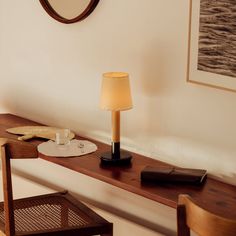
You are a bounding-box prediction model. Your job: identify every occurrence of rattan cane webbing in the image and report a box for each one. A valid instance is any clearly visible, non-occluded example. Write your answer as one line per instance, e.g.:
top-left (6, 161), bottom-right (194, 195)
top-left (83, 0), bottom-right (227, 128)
top-left (0, 194), bottom-right (93, 233)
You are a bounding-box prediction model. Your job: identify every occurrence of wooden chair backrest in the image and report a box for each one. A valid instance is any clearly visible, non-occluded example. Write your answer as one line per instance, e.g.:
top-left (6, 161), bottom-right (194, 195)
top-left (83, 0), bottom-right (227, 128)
top-left (0, 138), bottom-right (38, 236)
top-left (177, 194), bottom-right (236, 236)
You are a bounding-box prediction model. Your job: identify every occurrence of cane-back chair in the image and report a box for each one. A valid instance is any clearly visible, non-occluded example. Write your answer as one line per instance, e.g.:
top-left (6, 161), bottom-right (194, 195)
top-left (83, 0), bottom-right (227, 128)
top-left (0, 138), bottom-right (113, 236)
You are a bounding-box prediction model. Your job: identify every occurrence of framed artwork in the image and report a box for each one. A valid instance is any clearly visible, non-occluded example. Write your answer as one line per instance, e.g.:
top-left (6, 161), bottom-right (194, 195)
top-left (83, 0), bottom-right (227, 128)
top-left (187, 0), bottom-right (236, 92)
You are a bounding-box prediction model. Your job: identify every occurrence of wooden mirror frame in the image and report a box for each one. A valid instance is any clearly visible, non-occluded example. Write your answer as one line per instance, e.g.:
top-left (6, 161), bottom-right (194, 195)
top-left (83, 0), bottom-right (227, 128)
top-left (39, 0), bottom-right (100, 24)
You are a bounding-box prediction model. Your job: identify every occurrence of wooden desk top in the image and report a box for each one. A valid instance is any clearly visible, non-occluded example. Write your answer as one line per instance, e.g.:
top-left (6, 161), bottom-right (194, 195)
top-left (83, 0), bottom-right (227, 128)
top-left (1, 114), bottom-right (236, 219)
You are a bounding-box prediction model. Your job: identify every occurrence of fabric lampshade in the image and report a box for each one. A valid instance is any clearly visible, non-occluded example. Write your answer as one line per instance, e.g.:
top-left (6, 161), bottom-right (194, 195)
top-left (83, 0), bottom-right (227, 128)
top-left (100, 72), bottom-right (133, 111)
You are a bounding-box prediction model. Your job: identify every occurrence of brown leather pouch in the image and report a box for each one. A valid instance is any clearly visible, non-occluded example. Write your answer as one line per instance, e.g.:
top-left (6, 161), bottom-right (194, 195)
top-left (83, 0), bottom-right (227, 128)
top-left (141, 166), bottom-right (207, 184)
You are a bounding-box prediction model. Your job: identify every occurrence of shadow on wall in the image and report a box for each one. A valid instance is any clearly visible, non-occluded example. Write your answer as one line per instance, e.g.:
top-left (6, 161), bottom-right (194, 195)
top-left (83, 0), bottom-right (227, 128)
top-left (1, 80), bottom-right (102, 135)
top-left (140, 40), bottom-right (170, 96)
top-left (129, 41), bottom-right (168, 140)
top-left (212, 173), bottom-right (236, 186)
top-left (147, 135), bottom-right (236, 186)
top-left (12, 167), bottom-right (176, 236)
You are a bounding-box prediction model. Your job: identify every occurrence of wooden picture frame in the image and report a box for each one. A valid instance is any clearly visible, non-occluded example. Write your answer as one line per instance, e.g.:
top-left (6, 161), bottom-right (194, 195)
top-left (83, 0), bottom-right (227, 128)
top-left (187, 0), bottom-right (236, 92)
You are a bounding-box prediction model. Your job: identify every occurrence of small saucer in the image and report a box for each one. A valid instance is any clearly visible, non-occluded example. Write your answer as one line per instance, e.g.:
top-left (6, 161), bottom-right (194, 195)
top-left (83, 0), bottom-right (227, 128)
top-left (37, 139), bottom-right (97, 157)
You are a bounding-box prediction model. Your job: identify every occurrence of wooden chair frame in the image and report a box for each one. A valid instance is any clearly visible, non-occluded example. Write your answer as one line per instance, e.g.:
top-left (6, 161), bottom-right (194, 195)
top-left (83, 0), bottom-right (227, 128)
top-left (0, 138), bottom-right (113, 236)
top-left (177, 194), bottom-right (236, 236)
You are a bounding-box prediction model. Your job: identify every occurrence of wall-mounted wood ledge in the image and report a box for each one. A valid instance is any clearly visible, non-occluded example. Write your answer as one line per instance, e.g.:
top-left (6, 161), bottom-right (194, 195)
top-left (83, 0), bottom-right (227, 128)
top-left (1, 113), bottom-right (236, 220)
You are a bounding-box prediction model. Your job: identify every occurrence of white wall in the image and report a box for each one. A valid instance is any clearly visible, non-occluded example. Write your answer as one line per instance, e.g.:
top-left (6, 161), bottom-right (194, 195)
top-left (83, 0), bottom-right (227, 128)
top-left (0, 0), bottom-right (236, 235)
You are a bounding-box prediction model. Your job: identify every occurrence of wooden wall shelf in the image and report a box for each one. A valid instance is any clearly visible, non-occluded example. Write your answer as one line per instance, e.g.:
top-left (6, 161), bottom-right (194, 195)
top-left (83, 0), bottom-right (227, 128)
top-left (1, 114), bottom-right (236, 220)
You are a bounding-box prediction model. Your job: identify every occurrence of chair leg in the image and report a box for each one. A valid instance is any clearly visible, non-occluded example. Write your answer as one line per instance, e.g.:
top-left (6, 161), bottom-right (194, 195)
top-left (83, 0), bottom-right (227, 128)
top-left (177, 205), bottom-right (190, 236)
top-left (101, 223), bottom-right (113, 236)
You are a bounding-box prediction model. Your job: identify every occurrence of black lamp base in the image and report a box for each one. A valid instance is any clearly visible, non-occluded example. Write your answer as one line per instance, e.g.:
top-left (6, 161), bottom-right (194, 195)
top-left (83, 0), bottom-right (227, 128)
top-left (101, 150), bottom-right (132, 165)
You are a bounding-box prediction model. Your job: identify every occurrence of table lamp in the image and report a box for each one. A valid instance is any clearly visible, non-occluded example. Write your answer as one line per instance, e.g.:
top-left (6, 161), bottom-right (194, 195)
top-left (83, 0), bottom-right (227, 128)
top-left (100, 72), bottom-right (133, 165)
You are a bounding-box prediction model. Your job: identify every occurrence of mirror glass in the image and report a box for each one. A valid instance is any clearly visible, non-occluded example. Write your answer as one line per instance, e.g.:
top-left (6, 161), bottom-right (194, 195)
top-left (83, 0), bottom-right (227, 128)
top-left (48, 0), bottom-right (91, 20)
top-left (39, 0), bottom-right (100, 24)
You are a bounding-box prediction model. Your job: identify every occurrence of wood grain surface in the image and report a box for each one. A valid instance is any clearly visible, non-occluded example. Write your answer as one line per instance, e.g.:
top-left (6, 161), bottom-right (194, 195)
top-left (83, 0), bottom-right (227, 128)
top-left (0, 114), bottom-right (236, 220)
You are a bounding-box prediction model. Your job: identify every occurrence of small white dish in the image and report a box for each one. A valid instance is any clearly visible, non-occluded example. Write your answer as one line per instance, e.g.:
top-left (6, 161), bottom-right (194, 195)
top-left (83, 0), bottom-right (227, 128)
top-left (37, 139), bottom-right (97, 157)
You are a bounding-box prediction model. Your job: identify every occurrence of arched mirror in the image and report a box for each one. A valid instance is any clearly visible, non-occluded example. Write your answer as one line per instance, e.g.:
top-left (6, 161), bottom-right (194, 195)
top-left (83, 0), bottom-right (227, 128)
top-left (39, 0), bottom-right (100, 24)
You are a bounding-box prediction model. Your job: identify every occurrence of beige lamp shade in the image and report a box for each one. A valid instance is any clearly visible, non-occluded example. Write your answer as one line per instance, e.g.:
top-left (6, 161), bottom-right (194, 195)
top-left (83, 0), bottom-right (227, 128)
top-left (100, 72), bottom-right (133, 111)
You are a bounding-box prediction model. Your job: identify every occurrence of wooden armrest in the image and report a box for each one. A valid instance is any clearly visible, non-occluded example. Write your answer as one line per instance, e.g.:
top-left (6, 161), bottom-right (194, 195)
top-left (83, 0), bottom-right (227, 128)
top-left (0, 138), bottom-right (38, 159)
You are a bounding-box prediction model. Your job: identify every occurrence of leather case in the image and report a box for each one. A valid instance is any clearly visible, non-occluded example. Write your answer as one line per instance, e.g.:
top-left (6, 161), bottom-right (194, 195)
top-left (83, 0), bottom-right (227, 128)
top-left (141, 166), bottom-right (207, 184)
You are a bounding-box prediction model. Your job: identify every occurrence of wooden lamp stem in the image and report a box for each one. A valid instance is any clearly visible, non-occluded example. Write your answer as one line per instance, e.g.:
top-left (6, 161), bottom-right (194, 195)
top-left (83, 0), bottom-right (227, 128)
top-left (112, 111), bottom-right (120, 143)
top-left (100, 110), bottom-right (132, 165)
top-left (111, 111), bottom-right (120, 158)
